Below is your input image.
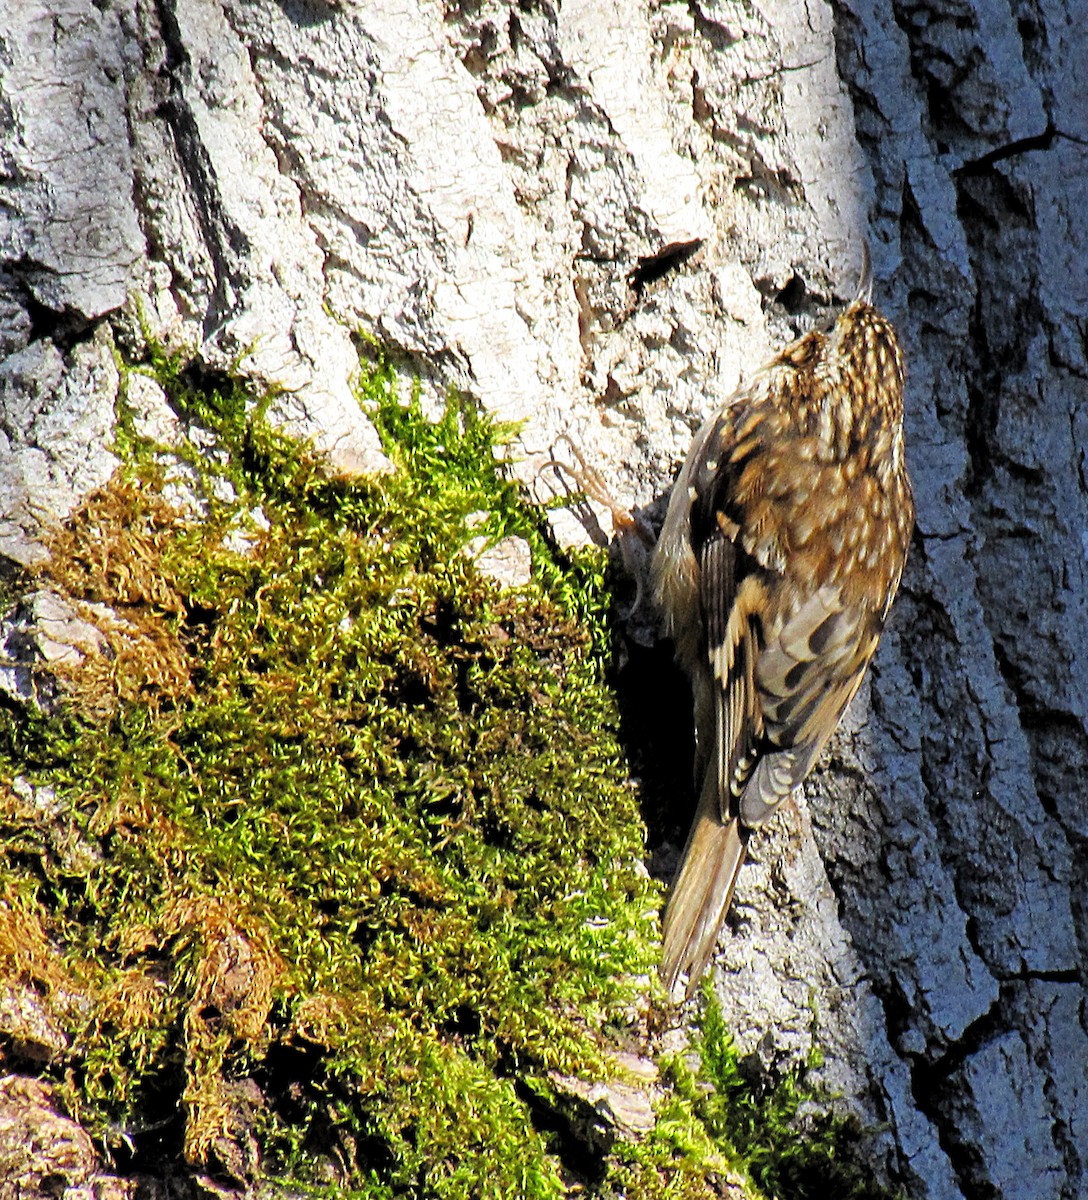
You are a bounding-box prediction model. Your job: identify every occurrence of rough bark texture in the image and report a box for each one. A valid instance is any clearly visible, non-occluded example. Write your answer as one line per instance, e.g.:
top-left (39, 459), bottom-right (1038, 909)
top-left (1, 1), bottom-right (1085, 1197)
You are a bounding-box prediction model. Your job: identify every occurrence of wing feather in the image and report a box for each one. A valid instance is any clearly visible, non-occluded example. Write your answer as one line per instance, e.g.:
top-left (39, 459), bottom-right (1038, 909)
top-left (739, 586), bottom-right (880, 826)
top-left (701, 539), bottom-right (769, 819)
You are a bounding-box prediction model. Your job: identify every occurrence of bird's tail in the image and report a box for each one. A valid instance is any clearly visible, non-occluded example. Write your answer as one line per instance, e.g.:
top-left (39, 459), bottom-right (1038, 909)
top-left (660, 771), bottom-right (748, 998)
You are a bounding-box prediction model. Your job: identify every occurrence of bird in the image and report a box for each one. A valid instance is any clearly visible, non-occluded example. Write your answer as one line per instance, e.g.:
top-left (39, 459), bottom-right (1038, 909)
top-left (652, 270), bottom-right (914, 997)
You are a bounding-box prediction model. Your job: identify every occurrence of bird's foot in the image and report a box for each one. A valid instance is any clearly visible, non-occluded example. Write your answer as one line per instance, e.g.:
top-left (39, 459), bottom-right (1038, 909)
top-left (539, 436), bottom-right (656, 618)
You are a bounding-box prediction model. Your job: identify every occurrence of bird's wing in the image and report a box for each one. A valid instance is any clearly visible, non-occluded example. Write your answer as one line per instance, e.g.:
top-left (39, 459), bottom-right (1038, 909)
top-left (740, 586), bottom-right (880, 826)
top-left (701, 537), bottom-right (767, 820)
top-left (660, 422), bottom-right (766, 997)
top-left (652, 405), bottom-right (736, 680)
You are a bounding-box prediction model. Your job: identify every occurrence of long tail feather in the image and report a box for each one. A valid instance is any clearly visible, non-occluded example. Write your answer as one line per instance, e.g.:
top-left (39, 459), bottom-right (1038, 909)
top-left (660, 773), bottom-right (748, 998)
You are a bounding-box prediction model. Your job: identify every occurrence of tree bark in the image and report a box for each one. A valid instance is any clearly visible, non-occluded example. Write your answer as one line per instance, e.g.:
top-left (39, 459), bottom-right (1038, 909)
top-left (1, 1), bottom-right (1085, 1197)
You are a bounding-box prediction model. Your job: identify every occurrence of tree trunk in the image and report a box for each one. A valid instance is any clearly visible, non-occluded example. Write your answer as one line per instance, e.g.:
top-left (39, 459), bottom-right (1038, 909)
top-left (1, 1), bottom-right (1084, 1197)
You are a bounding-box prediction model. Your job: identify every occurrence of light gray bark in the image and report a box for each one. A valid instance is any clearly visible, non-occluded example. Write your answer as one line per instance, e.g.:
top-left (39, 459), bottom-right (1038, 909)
top-left (0, 1), bottom-right (1085, 1197)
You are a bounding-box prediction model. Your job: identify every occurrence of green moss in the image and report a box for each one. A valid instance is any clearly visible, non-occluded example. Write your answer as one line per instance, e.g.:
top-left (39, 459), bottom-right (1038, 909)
top-left (0, 348), bottom-right (668, 1195)
top-left (0, 343), bottom-right (900, 1199)
top-left (685, 984), bottom-right (906, 1200)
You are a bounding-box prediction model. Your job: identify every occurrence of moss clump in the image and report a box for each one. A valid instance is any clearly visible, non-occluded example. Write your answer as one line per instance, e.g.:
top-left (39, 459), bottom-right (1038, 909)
top-left (0, 351), bottom-right (671, 1196)
top-left (680, 985), bottom-right (906, 1200)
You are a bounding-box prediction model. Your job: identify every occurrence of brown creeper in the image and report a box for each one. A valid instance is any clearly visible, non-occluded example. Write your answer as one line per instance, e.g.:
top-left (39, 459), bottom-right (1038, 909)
top-left (653, 291), bottom-right (914, 996)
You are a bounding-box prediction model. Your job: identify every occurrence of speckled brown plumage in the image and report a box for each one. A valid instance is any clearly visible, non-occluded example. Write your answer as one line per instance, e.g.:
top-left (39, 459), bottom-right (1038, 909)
top-left (653, 299), bottom-right (914, 996)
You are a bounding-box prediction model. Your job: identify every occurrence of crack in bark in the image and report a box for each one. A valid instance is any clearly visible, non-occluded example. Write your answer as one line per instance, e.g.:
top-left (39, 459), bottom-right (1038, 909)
top-left (904, 984), bottom-right (1039, 1200)
top-left (628, 239), bottom-right (703, 297)
top-left (953, 121), bottom-right (1056, 176)
top-left (152, 0), bottom-right (252, 339)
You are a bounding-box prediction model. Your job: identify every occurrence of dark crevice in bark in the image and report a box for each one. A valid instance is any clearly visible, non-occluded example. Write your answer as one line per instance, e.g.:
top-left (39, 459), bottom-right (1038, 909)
top-left (1015, 967), bottom-right (1081, 985)
top-left (1045, 1080), bottom-right (1085, 1200)
top-left (629, 239), bottom-right (703, 298)
top-left (952, 122), bottom-right (1056, 176)
top-left (904, 995), bottom-right (1005, 1200)
top-left (152, 0), bottom-right (251, 339)
top-left (512, 1079), bottom-right (609, 1190)
top-left (19, 287), bottom-right (94, 352)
